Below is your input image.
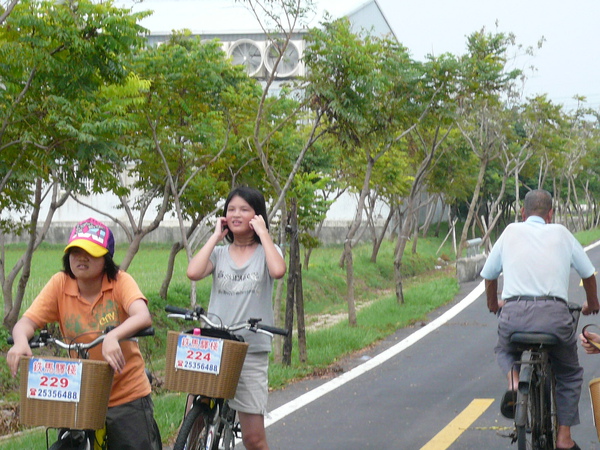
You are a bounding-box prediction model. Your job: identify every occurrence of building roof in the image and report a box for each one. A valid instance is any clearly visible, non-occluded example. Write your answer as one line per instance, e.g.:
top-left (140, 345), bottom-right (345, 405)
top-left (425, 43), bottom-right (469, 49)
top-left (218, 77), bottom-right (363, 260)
top-left (118, 0), bottom-right (394, 38)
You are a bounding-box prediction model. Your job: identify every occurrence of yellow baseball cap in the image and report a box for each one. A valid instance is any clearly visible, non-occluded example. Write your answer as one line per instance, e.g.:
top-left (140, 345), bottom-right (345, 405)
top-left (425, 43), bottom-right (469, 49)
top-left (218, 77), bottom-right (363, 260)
top-left (64, 218), bottom-right (115, 257)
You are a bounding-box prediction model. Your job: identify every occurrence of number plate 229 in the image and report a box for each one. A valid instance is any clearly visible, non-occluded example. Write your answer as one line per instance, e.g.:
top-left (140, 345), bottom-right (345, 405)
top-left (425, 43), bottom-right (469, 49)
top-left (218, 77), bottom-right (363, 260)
top-left (27, 358), bottom-right (82, 403)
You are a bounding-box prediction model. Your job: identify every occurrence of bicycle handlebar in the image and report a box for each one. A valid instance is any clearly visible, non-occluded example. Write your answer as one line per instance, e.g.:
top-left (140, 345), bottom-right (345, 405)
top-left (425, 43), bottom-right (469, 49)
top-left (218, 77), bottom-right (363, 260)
top-left (256, 323), bottom-right (290, 336)
top-left (165, 305), bottom-right (289, 337)
top-left (7, 326), bottom-right (155, 349)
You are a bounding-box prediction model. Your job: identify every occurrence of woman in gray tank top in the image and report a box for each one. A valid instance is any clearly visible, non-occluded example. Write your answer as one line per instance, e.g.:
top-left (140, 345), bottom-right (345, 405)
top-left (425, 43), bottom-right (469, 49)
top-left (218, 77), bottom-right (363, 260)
top-left (187, 187), bottom-right (286, 450)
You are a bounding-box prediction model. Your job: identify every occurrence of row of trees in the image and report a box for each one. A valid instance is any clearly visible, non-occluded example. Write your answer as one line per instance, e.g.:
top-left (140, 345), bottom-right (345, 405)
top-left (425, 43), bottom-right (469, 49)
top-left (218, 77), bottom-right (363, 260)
top-left (2, 0), bottom-right (599, 332)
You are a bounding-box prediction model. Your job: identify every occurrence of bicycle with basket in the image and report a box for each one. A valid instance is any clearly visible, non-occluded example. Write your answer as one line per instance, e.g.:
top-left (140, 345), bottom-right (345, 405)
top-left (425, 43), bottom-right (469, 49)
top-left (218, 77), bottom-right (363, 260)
top-left (7, 326), bottom-right (154, 450)
top-left (164, 304), bottom-right (289, 450)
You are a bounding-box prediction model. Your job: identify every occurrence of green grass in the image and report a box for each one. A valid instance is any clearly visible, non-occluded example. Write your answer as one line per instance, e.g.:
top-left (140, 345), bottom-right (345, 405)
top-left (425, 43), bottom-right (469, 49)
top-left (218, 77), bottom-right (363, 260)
top-left (2, 224), bottom-right (600, 446)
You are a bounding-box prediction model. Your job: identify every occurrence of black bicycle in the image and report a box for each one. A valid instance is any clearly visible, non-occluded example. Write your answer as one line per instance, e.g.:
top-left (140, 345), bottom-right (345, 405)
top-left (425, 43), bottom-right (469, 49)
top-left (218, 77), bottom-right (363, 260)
top-left (8, 326), bottom-right (154, 450)
top-left (165, 305), bottom-right (288, 450)
top-left (509, 302), bottom-right (581, 450)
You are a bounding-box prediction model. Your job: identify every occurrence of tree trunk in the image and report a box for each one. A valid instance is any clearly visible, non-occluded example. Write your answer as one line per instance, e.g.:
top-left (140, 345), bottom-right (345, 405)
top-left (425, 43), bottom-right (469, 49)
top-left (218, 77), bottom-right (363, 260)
top-left (283, 199), bottom-right (306, 363)
top-left (393, 257), bottom-right (405, 305)
top-left (411, 222), bottom-right (419, 254)
top-left (420, 194), bottom-right (437, 236)
top-left (394, 213), bottom-right (413, 305)
top-left (272, 205), bottom-right (288, 363)
top-left (3, 180), bottom-right (69, 330)
top-left (295, 257), bottom-right (306, 363)
top-left (272, 278), bottom-right (285, 363)
top-left (159, 217), bottom-right (202, 300)
top-left (160, 241), bottom-right (184, 300)
top-left (458, 158), bottom-right (488, 257)
top-left (345, 240), bottom-right (357, 326)
top-left (282, 269), bottom-right (295, 366)
top-left (370, 203), bottom-right (395, 263)
top-left (434, 198), bottom-right (446, 238)
top-left (339, 158), bottom-right (375, 324)
top-left (303, 219), bottom-right (325, 270)
top-left (283, 247), bottom-right (295, 367)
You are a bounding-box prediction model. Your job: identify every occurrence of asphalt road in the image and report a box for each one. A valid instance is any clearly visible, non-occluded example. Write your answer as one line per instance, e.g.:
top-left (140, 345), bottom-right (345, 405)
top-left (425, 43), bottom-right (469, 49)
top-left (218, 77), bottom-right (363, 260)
top-left (260, 241), bottom-right (600, 450)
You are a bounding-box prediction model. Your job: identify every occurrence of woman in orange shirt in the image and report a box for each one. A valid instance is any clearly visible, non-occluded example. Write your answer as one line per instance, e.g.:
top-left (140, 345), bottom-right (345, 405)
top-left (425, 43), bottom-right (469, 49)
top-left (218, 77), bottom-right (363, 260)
top-left (7, 217), bottom-right (162, 449)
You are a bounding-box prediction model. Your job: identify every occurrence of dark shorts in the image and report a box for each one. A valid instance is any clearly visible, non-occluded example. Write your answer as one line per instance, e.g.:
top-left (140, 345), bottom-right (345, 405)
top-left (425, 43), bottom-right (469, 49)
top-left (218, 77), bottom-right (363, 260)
top-left (105, 394), bottom-right (162, 450)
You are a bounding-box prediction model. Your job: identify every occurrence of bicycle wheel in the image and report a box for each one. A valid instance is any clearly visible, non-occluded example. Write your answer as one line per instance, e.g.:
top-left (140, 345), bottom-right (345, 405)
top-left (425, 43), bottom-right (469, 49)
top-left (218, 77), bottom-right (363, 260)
top-left (516, 364), bottom-right (556, 449)
top-left (540, 374), bottom-right (557, 449)
top-left (173, 402), bottom-right (216, 450)
top-left (532, 362), bottom-right (555, 449)
top-left (516, 360), bottom-right (543, 449)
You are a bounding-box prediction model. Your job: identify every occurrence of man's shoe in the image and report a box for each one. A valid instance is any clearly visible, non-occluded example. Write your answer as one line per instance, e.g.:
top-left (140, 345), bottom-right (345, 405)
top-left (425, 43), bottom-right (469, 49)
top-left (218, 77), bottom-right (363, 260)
top-left (500, 390), bottom-right (517, 419)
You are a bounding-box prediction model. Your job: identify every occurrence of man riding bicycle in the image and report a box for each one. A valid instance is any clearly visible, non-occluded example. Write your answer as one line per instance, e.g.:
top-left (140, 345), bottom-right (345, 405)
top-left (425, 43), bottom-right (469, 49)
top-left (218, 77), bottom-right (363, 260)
top-left (481, 189), bottom-right (599, 450)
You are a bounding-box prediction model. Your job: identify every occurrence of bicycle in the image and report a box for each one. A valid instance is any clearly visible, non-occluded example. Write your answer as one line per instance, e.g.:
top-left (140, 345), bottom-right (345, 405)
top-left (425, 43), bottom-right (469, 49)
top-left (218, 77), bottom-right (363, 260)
top-left (8, 326), bottom-right (154, 450)
top-left (508, 302), bottom-right (581, 450)
top-left (164, 305), bottom-right (289, 450)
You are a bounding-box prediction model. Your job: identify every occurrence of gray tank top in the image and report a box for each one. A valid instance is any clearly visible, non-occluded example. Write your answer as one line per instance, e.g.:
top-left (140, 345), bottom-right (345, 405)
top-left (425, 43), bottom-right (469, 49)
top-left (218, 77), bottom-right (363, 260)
top-left (208, 244), bottom-right (278, 352)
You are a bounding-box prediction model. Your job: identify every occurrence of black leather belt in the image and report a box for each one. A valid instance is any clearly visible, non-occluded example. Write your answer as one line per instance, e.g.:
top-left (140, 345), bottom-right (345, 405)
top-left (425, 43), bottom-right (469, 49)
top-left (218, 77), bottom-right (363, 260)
top-left (505, 295), bottom-right (566, 304)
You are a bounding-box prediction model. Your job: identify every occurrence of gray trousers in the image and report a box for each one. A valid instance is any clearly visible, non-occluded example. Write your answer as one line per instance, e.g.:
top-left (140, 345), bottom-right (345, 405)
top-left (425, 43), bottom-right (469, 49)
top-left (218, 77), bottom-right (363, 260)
top-left (495, 299), bottom-right (583, 427)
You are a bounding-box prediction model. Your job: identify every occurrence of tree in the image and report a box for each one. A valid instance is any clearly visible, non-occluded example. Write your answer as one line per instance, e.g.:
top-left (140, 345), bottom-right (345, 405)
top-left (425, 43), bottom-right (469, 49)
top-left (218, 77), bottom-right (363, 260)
top-left (455, 28), bottom-right (524, 257)
top-left (304, 18), bottom-right (427, 322)
top-left (70, 33), bottom-right (263, 303)
top-left (1, 0), bottom-right (149, 329)
top-left (391, 73), bottom-right (458, 303)
top-left (0, 0), bottom-right (19, 24)
top-left (235, 0), bottom-right (331, 344)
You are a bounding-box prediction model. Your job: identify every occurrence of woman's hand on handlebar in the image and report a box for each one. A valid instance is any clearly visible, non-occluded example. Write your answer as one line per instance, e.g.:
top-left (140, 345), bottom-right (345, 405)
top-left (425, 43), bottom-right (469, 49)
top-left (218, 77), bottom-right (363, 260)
top-left (6, 317), bottom-right (37, 377)
top-left (7, 342), bottom-right (32, 377)
top-left (102, 333), bottom-right (126, 374)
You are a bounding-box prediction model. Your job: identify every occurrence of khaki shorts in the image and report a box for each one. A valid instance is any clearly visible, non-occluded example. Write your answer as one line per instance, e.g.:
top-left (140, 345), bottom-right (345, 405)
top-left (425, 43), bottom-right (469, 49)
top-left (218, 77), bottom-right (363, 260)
top-left (228, 352), bottom-right (269, 415)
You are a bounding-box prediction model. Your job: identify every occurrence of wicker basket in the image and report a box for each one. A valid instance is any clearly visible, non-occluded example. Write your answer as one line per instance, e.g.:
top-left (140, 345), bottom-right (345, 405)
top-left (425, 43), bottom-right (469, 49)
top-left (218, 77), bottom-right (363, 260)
top-left (591, 378), bottom-right (600, 441)
top-left (19, 356), bottom-right (113, 430)
top-left (164, 330), bottom-right (248, 399)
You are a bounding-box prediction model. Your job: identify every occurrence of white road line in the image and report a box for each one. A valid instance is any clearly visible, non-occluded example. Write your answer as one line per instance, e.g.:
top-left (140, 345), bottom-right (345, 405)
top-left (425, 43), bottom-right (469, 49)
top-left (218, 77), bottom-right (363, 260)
top-left (265, 280), bottom-right (486, 427)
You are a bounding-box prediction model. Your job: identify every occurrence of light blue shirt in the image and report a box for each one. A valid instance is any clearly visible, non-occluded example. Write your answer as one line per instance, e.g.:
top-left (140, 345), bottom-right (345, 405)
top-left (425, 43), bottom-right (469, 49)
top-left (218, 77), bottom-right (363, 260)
top-left (480, 216), bottom-right (595, 300)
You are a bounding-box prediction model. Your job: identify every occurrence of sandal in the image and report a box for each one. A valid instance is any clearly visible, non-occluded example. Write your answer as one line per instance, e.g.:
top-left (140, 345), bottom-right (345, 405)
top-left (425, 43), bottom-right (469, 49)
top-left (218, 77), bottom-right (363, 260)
top-left (555, 442), bottom-right (580, 450)
top-left (500, 390), bottom-right (517, 419)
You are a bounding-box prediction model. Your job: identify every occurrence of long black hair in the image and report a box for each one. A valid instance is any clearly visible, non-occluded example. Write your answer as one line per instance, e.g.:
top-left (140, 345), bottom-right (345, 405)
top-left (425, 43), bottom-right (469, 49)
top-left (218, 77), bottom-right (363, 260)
top-left (223, 186), bottom-right (269, 244)
top-left (63, 250), bottom-right (120, 281)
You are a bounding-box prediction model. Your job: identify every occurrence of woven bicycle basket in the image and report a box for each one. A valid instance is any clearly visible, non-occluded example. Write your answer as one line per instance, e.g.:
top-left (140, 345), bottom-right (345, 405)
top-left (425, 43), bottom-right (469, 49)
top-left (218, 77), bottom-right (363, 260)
top-left (164, 330), bottom-right (248, 399)
top-left (19, 356), bottom-right (113, 430)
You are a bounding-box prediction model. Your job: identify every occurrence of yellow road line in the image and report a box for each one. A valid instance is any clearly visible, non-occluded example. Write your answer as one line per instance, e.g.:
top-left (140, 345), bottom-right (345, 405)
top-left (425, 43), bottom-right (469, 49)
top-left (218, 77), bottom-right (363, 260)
top-left (420, 398), bottom-right (495, 450)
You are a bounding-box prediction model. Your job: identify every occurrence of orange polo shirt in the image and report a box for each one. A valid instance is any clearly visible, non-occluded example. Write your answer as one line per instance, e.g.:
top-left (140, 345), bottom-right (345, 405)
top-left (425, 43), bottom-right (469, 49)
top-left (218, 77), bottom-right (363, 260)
top-left (24, 271), bottom-right (151, 407)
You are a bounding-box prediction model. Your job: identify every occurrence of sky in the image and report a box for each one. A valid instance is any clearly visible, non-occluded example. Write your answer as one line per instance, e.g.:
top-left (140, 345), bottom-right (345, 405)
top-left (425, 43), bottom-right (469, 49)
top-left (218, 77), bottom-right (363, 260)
top-left (122, 0), bottom-right (600, 112)
top-left (375, 0), bottom-right (600, 112)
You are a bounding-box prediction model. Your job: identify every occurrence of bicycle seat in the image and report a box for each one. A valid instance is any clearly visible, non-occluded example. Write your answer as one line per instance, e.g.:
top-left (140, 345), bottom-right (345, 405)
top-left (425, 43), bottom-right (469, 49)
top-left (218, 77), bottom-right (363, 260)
top-left (510, 332), bottom-right (559, 346)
